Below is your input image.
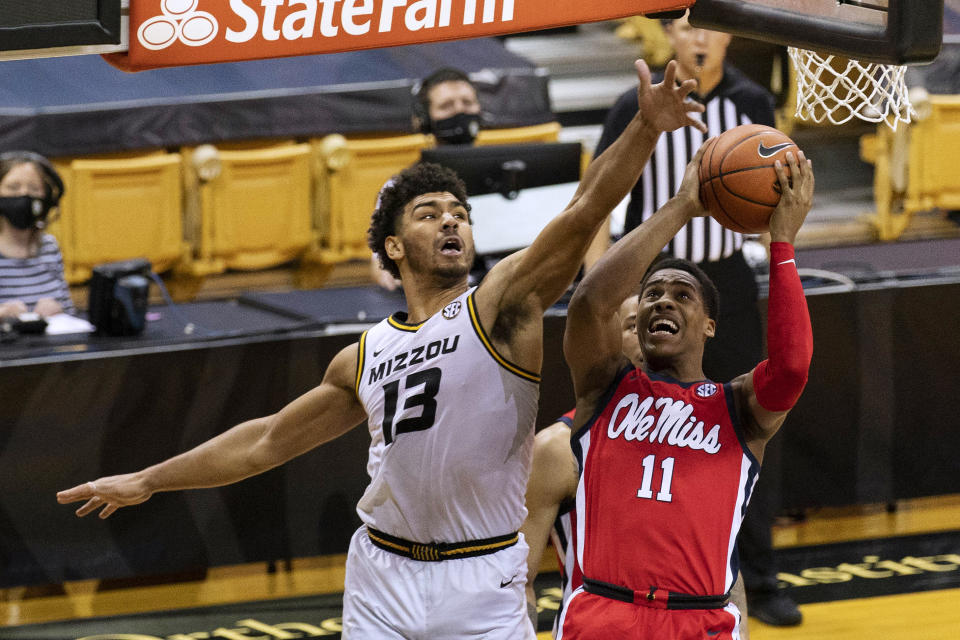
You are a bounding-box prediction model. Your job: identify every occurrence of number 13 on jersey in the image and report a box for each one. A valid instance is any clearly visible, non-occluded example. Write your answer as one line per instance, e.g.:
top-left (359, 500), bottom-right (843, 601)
top-left (381, 367), bottom-right (442, 445)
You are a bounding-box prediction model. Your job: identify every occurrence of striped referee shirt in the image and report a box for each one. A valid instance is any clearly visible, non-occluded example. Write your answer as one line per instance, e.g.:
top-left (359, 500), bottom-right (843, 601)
top-left (0, 234), bottom-right (75, 314)
top-left (596, 64), bottom-right (776, 263)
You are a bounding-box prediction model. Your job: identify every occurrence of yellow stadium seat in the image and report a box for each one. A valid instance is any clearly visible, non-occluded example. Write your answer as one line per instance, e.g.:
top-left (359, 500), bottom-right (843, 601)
top-left (475, 122), bottom-right (561, 145)
top-left (181, 142), bottom-right (314, 275)
top-left (308, 133), bottom-right (431, 265)
top-left (860, 95), bottom-right (960, 240)
top-left (50, 152), bottom-right (186, 284)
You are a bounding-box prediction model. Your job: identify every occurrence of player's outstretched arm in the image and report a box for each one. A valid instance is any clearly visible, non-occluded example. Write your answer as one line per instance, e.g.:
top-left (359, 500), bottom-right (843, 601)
top-left (520, 421), bottom-right (580, 626)
top-left (57, 344), bottom-right (367, 519)
top-left (564, 144), bottom-right (710, 399)
top-left (737, 151), bottom-right (815, 457)
top-left (481, 60), bottom-right (707, 318)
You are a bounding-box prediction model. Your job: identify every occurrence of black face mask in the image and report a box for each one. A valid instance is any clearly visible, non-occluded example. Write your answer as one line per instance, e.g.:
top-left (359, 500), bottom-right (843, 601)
top-left (431, 112), bottom-right (481, 145)
top-left (0, 196), bottom-right (48, 230)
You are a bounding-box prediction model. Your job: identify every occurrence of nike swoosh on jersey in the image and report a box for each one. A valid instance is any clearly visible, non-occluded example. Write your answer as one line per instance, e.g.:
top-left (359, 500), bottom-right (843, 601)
top-left (373, 348), bottom-right (384, 357)
top-left (757, 142), bottom-right (794, 158)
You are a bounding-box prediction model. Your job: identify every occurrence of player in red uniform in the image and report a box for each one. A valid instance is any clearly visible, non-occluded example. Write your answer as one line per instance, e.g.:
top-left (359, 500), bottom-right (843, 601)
top-left (557, 145), bottom-right (814, 639)
top-left (523, 295), bottom-right (749, 639)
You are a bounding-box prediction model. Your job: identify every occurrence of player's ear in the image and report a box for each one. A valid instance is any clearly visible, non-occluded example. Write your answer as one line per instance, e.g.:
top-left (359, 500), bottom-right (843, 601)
top-left (704, 317), bottom-right (716, 339)
top-left (384, 235), bottom-right (404, 261)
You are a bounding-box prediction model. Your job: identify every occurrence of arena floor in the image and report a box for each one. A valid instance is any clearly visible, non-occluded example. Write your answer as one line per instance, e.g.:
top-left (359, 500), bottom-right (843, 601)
top-left (2, 494), bottom-right (958, 639)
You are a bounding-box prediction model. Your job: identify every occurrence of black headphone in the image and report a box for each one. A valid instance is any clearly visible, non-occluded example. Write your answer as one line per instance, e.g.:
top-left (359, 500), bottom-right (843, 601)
top-left (0, 150), bottom-right (65, 208)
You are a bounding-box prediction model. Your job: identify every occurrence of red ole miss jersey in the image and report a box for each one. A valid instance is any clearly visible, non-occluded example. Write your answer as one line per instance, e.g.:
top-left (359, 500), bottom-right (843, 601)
top-left (570, 366), bottom-right (759, 597)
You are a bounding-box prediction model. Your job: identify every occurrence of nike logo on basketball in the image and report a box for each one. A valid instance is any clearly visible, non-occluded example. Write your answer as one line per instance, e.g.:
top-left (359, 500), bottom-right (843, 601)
top-left (757, 142), bottom-right (793, 158)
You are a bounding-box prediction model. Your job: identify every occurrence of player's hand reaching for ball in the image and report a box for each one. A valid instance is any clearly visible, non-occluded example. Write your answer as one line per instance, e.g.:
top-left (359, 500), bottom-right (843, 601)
top-left (675, 141), bottom-right (712, 219)
top-left (635, 59), bottom-right (708, 135)
top-left (769, 151), bottom-right (814, 245)
top-left (57, 473), bottom-right (153, 519)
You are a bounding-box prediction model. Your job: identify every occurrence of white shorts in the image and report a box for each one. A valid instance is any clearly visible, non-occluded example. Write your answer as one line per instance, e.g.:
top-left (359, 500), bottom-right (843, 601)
top-left (341, 526), bottom-right (536, 640)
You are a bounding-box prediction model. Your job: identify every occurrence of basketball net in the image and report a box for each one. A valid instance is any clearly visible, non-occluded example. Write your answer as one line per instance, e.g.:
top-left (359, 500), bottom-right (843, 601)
top-left (788, 47), bottom-right (913, 131)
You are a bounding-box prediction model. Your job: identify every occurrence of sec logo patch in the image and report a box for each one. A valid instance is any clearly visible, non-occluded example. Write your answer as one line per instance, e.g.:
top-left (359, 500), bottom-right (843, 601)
top-left (442, 301), bottom-right (462, 319)
top-left (695, 383), bottom-right (718, 398)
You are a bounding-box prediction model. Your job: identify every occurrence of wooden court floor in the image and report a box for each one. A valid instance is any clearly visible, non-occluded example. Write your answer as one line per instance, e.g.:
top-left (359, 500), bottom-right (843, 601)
top-left (3, 495), bottom-right (959, 638)
top-left (748, 494), bottom-right (960, 640)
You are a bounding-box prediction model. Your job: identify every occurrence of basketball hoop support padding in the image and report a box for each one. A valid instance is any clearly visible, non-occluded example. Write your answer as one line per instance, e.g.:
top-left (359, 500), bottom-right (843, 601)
top-left (688, 0), bottom-right (943, 65)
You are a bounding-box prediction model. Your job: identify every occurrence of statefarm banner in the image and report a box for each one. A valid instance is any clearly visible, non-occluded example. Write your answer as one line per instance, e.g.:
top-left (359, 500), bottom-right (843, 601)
top-left (106, 0), bottom-right (693, 70)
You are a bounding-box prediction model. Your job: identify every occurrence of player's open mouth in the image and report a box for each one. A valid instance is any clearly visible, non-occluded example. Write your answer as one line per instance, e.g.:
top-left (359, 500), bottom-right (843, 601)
top-left (648, 318), bottom-right (679, 335)
top-left (440, 237), bottom-right (463, 256)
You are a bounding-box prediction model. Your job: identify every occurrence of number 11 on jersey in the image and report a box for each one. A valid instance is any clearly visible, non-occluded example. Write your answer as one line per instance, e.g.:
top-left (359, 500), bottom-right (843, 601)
top-left (637, 454), bottom-right (675, 502)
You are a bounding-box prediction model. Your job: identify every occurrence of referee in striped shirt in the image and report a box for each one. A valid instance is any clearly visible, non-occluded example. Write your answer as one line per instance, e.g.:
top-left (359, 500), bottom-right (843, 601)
top-left (594, 12), bottom-right (803, 628)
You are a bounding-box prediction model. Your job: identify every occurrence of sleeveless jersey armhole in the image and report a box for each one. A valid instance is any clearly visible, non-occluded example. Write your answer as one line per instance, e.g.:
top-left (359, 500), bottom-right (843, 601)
top-left (723, 381), bottom-right (761, 470)
top-left (570, 364), bottom-right (635, 471)
top-left (465, 290), bottom-right (541, 383)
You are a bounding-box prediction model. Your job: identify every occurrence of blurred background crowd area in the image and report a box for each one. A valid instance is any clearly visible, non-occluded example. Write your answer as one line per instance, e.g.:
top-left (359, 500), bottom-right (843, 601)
top-left (2, 14), bottom-right (959, 308)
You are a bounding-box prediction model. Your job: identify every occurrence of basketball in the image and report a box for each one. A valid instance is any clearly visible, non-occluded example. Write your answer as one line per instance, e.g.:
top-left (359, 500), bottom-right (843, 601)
top-left (698, 124), bottom-right (800, 234)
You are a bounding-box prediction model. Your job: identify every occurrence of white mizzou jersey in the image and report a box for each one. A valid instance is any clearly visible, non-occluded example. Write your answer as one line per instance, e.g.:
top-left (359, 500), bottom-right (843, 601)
top-left (354, 287), bottom-right (540, 543)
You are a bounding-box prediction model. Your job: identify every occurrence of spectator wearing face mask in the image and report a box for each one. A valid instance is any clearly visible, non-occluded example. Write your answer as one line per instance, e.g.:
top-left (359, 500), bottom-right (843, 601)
top-left (411, 67), bottom-right (484, 146)
top-left (0, 151), bottom-right (75, 319)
